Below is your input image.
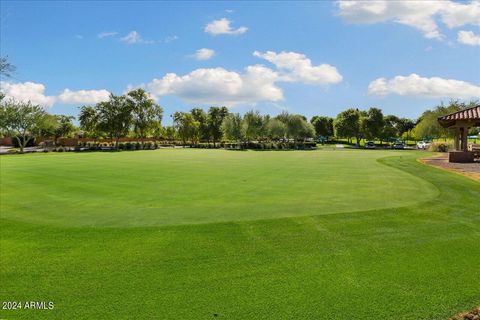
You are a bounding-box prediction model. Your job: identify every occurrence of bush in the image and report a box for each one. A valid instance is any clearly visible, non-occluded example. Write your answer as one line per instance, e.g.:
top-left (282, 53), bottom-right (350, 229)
top-left (428, 141), bottom-right (452, 152)
top-left (144, 142), bottom-right (153, 150)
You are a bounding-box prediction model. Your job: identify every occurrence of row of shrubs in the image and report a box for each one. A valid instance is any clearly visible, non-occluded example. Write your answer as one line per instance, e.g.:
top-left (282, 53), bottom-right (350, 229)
top-left (117, 141), bottom-right (160, 150)
top-left (74, 141), bottom-right (165, 151)
top-left (221, 141), bottom-right (318, 150)
top-left (76, 141), bottom-right (181, 148)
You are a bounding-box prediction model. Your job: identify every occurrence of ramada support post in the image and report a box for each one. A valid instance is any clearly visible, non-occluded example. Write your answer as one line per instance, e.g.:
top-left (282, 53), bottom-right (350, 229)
top-left (460, 126), bottom-right (468, 152)
top-left (454, 128), bottom-right (460, 151)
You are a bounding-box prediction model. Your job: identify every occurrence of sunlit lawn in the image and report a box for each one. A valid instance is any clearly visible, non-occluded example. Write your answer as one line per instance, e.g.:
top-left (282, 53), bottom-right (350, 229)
top-left (1, 149), bottom-right (479, 319)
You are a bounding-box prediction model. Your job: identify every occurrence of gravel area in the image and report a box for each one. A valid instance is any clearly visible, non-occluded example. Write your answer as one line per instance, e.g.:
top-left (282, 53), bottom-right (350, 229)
top-left (449, 306), bottom-right (480, 320)
top-left (421, 153), bottom-right (480, 181)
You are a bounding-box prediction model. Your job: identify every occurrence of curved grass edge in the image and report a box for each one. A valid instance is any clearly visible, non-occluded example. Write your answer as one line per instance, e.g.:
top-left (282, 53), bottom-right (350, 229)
top-left (0, 152), bottom-right (456, 231)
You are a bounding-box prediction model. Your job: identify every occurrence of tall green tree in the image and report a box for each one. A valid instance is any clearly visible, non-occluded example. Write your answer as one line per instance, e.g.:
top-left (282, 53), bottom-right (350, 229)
top-left (334, 108), bottom-right (363, 146)
top-left (126, 89), bottom-right (163, 144)
top-left (53, 115), bottom-right (75, 144)
top-left (79, 105), bottom-right (100, 141)
top-left (362, 107), bottom-right (384, 141)
top-left (173, 112), bottom-right (199, 146)
top-left (242, 110), bottom-right (263, 143)
top-left (35, 114), bottom-right (76, 144)
top-left (310, 116), bottom-right (334, 138)
top-left (275, 111), bottom-right (291, 137)
top-left (97, 94), bottom-right (132, 148)
top-left (266, 118), bottom-right (287, 140)
top-left (162, 126), bottom-right (177, 142)
top-left (275, 112), bottom-right (315, 143)
top-left (381, 115), bottom-right (400, 143)
top-left (258, 115), bottom-right (271, 141)
top-left (36, 114), bottom-right (59, 138)
top-left (288, 114), bottom-right (315, 142)
top-left (0, 99), bottom-right (46, 153)
top-left (397, 118), bottom-right (415, 143)
top-left (222, 113), bottom-right (243, 142)
top-left (191, 108), bottom-right (209, 142)
top-left (208, 106), bottom-right (229, 147)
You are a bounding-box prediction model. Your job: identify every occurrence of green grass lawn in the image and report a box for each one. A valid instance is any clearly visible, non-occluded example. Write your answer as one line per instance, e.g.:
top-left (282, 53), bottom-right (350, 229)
top-left (1, 149), bottom-right (479, 319)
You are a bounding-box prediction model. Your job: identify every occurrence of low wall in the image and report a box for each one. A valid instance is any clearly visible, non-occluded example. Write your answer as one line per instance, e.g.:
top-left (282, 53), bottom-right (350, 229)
top-left (0, 137), bottom-right (13, 146)
top-left (449, 151), bottom-right (475, 163)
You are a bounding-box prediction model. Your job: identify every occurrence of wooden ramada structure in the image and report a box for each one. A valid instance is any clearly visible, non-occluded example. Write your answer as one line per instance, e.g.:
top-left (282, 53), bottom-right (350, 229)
top-left (438, 105), bottom-right (480, 163)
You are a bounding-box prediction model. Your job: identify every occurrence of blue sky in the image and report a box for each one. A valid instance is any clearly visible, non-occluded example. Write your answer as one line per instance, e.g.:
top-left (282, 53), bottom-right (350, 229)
top-left (1, 1), bottom-right (479, 124)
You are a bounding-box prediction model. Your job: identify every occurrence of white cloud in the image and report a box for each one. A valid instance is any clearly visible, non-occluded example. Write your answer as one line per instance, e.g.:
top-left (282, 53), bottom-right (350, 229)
top-left (191, 48), bottom-right (215, 60)
top-left (205, 18), bottom-right (248, 35)
top-left (253, 51), bottom-right (343, 85)
top-left (142, 51), bottom-right (342, 105)
top-left (75, 35), bottom-right (84, 40)
top-left (145, 65), bottom-right (283, 105)
top-left (440, 1), bottom-right (480, 28)
top-left (1, 82), bottom-right (56, 107)
top-left (336, 0), bottom-right (480, 40)
top-left (98, 31), bottom-right (118, 39)
top-left (0, 81), bottom-right (110, 107)
top-left (120, 31), bottom-right (154, 44)
top-left (57, 89), bottom-right (110, 104)
top-left (457, 30), bottom-right (480, 45)
top-left (368, 73), bottom-right (480, 99)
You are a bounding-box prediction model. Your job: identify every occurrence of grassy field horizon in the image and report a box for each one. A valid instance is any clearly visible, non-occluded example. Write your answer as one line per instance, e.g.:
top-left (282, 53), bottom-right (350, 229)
top-left (1, 149), bottom-right (479, 319)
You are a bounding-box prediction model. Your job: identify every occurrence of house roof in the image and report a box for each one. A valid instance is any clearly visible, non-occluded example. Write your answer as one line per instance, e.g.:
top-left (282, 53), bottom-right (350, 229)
top-left (438, 105), bottom-right (480, 128)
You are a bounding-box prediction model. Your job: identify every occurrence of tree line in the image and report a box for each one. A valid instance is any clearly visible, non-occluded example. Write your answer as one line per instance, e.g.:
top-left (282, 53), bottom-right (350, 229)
top-left (0, 88), bottom-right (478, 153)
top-left (78, 89), bottom-right (163, 147)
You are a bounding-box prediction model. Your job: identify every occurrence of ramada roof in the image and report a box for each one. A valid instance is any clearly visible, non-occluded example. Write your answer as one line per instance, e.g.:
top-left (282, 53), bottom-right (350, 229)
top-left (438, 105), bottom-right (480, 128)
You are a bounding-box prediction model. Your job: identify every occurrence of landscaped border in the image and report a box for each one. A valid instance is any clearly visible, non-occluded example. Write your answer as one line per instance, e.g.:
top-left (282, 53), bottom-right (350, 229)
top-left (418, 153), bottom-right (480, 182)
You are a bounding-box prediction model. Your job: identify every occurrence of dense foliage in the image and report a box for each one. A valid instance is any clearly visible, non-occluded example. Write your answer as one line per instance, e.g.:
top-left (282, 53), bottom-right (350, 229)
top-left (0, 85), bottom-right (478, 152)
top-left (79, 89), bottom-right (163, 147)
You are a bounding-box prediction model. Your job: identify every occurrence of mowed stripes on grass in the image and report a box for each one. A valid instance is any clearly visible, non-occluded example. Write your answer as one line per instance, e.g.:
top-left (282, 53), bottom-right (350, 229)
top-left (0, 149), bottom-right (479, 319)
